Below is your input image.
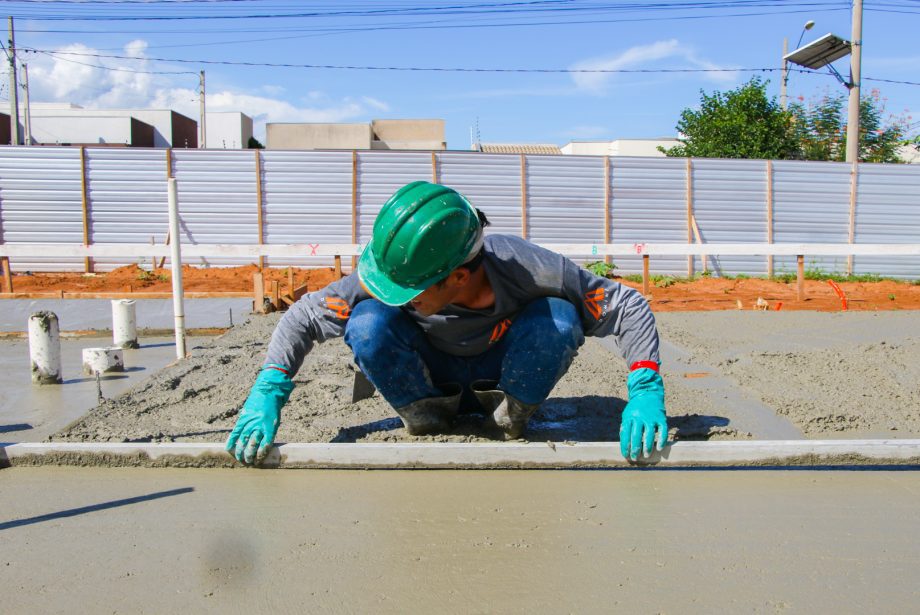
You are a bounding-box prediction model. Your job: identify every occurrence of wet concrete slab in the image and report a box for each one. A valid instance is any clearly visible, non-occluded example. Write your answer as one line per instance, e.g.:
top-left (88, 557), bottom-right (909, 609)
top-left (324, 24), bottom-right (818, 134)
top-left (0, 298), bottom-right (250, 332)
top-left (1, 466), bottom-right (919, 612)
top-left (0, 337), bottom-right (205, 442)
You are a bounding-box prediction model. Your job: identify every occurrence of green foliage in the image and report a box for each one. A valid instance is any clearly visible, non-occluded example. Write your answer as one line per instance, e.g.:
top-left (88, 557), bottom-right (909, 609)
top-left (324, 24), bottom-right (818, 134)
top-left (248, 136), bottom-right (265, 149)
top-left (136, 270), bottom-right (153, 282)
top-left (773, 268), bottom-right (885, 284)
top-left (660, 78), bottom-right (799, 159)
top-left (584, 260), bottom-right (617, 277)
top-left (789, 89), bottom-right (908, 163)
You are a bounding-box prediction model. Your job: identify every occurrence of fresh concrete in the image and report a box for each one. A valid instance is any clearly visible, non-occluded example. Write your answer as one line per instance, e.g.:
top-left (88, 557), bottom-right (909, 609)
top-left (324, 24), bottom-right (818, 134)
top-left (4, 440), bottom-right (920, 469)
top-left (1, 466), bottom-right (919, 612)
top-left (0, 336), bottom-right (205, 442)
top-left (0, 298), bottom-right (250, 332)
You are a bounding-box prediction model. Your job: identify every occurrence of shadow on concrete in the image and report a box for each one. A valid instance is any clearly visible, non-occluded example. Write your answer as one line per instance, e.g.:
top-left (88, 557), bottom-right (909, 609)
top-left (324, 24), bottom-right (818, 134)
top-left (0, 487), bottom-right (194, 531)
top-left (0, 423), bottom-right (33, 434)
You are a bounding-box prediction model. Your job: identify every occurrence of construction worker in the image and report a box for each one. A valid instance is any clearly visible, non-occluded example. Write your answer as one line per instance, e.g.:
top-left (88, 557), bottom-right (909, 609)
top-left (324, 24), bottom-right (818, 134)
top-left (226, 181), bottom-right (667, 465)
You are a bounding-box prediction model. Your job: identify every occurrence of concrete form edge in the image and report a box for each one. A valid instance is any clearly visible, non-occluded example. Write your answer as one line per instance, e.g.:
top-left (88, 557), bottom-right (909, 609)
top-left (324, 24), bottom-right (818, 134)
top-left (2, 440), bottom-right (920, 469)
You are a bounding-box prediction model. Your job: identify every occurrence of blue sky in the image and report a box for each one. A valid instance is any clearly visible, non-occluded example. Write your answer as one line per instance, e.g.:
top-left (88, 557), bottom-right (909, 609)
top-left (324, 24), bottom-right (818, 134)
top-left (4, 1), bottom-right (918, 147)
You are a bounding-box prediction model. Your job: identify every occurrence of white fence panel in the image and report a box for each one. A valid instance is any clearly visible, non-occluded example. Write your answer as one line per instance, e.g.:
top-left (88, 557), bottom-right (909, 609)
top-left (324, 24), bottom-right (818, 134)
top-left (86, 148), bottom-right (169, 272)
top-left (610, 157), bottom-right (687, 275)
top-left (171, 149), bottom-right (258, 267)
top-left (528, 155), bottom-right (605, 264)
top-left (853, 163), bottom-right (920, 277)
top-left (0, 147), bottom-right (84, 271)
top-left (262, 150), bottom-right (353, 268)
top-left (438, 152), bottom-right (521, 237)
top-left (772, 160), bottom-right (851, 275)
top-left (691, 158), bottom-right (769, 276)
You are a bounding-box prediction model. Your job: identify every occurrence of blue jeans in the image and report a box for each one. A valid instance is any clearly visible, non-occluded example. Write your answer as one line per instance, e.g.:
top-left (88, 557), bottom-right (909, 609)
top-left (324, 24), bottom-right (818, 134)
top-left (343, 297), bottom-right (585, 409)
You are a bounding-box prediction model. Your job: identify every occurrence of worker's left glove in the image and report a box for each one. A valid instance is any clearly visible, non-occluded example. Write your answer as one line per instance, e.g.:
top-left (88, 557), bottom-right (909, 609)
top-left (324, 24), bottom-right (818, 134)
top-left (619, 366), bottom-right (668, 461)
top-left (225, 365), bottom-right (294, 466)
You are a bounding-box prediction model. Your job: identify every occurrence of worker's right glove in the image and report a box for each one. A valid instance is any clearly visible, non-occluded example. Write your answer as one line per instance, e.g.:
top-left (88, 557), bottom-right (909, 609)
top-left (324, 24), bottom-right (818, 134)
top-left (225, 365), bottom-right (294, 466)
top-left (620, 366), bottom-right (668, 461)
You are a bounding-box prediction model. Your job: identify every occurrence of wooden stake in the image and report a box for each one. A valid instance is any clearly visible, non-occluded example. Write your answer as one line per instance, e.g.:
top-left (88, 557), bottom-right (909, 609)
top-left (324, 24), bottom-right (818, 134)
top-left (797, 254), bottom-right (805, 301)
top-left (1, 256), bottom-right (12, 293)
top-left (431, 151), bottom-right (438, 183)
top-left (690, 214), bottom-right (707, 274)
top-left (287, 266), bottom-right (294, 299)
top-left (334, 255), bottom-right (343, 280)
top-left (604, 156), bottom-right (611, 266)
top-left (351, 150), bottom-right (358, 270)
top-left (270, 280), bottom-right (281, 310)
top-left (766, 160), bottom-right (774, 278)
top-left (520, 154), bottom-right (528, 239)
top-left (255, 149), bottom-right (265, 271)
top-left (847, 159), bottom-right (858, 276)
top-left (79, 147), bottom-right (93, 273)
top-left (642, 254), bottom-right (650, 295)
top-left (252, 272), bottom-right (265, 314)
top-left (685, 158), bottom-right (693, 278)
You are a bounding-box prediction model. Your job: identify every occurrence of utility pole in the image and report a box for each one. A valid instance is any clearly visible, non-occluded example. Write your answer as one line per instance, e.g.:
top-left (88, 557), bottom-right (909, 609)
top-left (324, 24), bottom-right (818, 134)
top-left (845, 0), bottom-right (863, 163)
top-left (7, 16), bottom-right (21, 145)
top-left (780, 37), bottom-right (789, 109)
top-left (21, 62), bottom-right (31, 145)
top-left (199, 70), bottom-right (207, 148)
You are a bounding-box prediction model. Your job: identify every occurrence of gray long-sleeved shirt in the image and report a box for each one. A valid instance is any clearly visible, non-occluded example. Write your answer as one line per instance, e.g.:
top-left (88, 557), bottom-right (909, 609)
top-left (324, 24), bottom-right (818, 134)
top-left (265, 234), bottom-right (660, 373)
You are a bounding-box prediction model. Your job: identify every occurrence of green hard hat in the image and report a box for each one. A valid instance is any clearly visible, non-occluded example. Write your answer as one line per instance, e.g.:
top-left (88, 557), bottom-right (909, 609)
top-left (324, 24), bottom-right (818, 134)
top-left (358, 181), bottom-right (482, 306)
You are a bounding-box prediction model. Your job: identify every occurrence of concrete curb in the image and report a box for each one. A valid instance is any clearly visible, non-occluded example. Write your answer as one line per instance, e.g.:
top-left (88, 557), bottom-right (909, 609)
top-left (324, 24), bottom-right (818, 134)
top-left (3, 440), bottom-right (920, 469)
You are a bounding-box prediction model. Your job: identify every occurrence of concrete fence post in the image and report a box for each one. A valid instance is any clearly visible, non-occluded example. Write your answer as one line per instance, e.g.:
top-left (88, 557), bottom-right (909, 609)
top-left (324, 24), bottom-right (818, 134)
top-left (111, 299), bottom-right (139, 349)
top-left (28, 311), bottom-right (62, 385)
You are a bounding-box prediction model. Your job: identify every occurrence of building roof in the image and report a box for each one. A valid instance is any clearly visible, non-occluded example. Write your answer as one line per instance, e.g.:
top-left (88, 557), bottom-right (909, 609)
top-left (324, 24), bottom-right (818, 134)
top-left (479, 143), bottom-right (562, 155)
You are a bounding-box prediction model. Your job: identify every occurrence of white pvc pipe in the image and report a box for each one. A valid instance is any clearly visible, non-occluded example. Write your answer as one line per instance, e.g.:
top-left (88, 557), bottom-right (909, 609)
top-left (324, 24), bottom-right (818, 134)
top-left (111, 299), bottom-right (138, 349)
top-left (28, 311), bottom-right (62, 385)
top-left (167, 178), bottom-right (187, 359)
top-left (81, 347), bottom-right (125, 375)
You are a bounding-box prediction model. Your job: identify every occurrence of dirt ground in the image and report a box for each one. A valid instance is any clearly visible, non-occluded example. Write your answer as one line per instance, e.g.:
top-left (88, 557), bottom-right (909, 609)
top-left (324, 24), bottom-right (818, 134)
top-left (5, 265), bottom-right (919, 311)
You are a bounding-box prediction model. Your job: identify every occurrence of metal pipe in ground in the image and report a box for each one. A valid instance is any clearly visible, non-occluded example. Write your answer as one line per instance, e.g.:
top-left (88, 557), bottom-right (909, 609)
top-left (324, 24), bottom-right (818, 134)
top-left (111, 299), bottom-right (139, 349)
top-left (167, 178), bottom-right (187, 359)
top-left (28, 311), bottom-right (62, 384)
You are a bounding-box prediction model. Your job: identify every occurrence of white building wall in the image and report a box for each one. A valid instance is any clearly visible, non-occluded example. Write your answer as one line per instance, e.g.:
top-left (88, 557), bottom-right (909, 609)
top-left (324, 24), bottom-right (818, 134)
top-left (29, 107), bottom-right (184, 147)
top-left (29, 116), bottom-right (135, 145)
top-left (206, 112), bottom-right (253, 149)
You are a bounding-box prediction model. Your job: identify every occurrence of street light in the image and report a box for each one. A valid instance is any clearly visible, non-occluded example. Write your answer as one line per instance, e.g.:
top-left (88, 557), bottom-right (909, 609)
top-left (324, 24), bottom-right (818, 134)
top-left (783, 1), bottom-right (863, 164)
top-left (781, 20), bottom-right (815, 109)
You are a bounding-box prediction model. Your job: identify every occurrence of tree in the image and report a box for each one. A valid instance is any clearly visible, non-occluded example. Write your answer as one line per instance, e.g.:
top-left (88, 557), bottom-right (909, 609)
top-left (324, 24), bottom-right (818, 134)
top-left (789, 89), bottom-right (908, 163)
top-left (660, 77), bottom-right (799, 159)
top-left (247, 136), bottom-right (265, 149)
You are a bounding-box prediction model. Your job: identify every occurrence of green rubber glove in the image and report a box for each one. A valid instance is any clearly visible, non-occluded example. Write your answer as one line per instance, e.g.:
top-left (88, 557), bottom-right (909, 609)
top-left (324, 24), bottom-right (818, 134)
top-left (619, 367), bottom-right (668, 461)
top-left (225, 365), bottom-right (294, 466)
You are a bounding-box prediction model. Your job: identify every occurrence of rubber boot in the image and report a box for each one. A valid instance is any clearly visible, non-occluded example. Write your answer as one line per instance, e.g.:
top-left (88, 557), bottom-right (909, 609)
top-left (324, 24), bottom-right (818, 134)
top-left (394, 383), bottom-right (462, 436)
top-left (471, 380), bottom-right (541, 440)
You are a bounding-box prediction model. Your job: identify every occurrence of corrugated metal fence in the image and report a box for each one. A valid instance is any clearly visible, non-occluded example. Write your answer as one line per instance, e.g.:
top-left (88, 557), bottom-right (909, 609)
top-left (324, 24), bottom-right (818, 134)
top-left (1, 146), bottom-right (918, 277)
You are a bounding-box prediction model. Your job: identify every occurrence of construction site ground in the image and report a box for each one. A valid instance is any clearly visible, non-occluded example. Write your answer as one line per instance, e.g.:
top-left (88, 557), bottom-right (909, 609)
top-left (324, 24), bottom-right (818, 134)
top-left (3, 466), bottom-right (919, 612)
top-left (3, 264), bottom-right (920, 311)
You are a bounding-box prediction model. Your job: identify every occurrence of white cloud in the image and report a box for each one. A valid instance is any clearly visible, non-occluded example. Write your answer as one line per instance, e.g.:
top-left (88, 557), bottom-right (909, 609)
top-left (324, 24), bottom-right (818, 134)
top-left (24, 40), bottom-right (389, 139)
top-left (569, 39), bottom-right (737, 91)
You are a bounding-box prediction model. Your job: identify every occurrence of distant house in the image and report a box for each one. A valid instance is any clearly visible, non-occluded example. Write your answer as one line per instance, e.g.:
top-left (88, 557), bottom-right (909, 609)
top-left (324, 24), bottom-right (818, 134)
top-left (24, 103), bottom-right (198, 148)
top-left (266, 119), bottom-right (445, 151)
top-left (561, 138), bottom-right (680, 157)
top-left (205, 112), bottom-right (254, 149)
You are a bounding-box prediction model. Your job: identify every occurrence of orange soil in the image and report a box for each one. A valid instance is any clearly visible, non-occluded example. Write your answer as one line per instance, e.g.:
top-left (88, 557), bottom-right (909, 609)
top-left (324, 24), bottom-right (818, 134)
top-left (4, 265), bottom-right (920, 312)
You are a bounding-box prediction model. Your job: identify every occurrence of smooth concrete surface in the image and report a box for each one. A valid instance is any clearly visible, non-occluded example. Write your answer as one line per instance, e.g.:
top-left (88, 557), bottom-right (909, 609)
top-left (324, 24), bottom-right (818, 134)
top-left (1, 467), bottom-right (919, 612)
top-left (0, 298), bottom-right (249, 332)
top-left (0, 337), bottom-right (205, 442)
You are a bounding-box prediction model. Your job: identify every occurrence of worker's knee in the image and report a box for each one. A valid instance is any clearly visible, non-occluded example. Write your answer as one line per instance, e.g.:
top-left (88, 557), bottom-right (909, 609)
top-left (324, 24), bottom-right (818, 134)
top-left (531, 297), bottom-right (584, 350)
top-left (344, 299), bottom-right (404, 356)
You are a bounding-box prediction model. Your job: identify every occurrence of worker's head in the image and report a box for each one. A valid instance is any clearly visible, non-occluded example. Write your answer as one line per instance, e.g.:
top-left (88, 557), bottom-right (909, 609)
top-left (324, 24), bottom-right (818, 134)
top-left (357, 181), bottom-right (485, 311)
